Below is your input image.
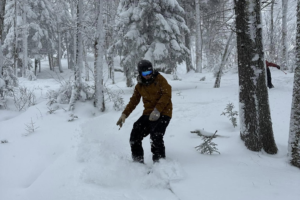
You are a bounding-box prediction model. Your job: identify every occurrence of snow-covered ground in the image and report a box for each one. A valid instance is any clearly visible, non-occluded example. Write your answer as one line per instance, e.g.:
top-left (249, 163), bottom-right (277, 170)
top-left (0, 60), bottom-right (299, 200)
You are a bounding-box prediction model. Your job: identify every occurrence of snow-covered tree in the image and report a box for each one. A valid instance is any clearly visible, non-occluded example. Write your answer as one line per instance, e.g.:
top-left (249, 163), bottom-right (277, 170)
top-left (288, 0), bottom-right (300, 169)
top-left (68, 0), bottom-right (89, 110)
top-left (2, 66), bottom-right (18, 87)
top-left (94, 0), bottom-right (105, 112)
top-left (234, 0), bottom-right (277, 154)
top-left (3, 0), bottom-right (55, 76)
top-left (112, 0), bottom-right (189, 87)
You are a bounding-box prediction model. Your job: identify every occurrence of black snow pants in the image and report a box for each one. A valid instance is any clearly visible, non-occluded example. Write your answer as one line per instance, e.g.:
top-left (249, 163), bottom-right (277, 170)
top-left (267, 67), bottom-right (273, 88)
top-left (129, 115), bottom-right (171, 163)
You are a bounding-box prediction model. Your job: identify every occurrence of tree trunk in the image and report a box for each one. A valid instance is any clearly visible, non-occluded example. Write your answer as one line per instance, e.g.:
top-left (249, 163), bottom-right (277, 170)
top-left (34, 59), bottom-right (38, 76)
top-left (125, 65), bottom-right (134, 87)
top-left (83, 45), bottom-right (89, 81)
top-left (214, 31), bottom-right (234, 88)
top-left (108, 53), bottom-right (115, 84)
top-left (0, 0), bottom-right (6, 40)
top-left (234, 0), bottom-right (277, 154)
top-left (66, 32), bottom-right (70, 69)
top-left (269, 0), bottom-right (275, 61)
top-left (73, 29), bottom-right (77, 70)
top-left (0, 39), bottom-right (3, 78)
top-left (288, 0), bottom-right (300, 169)
top-left (94, 0), bottom-right (105, 112)
top-left (195, 0), bottom-right (202, 73)
top-left (57, 24), bottom-right (63, 73)
top-left (183, 0), bottom-right (193, 73)
top-left (69, 0), bottom-right (87, 111)
top-left (13, 0), bottom-right (18, 76)
top-left (38, 59), bottom-right (41, 73)
top-left (282, 0), bottom-right (289, 70)
top-left (22, 0), bottom-right (28, 78)
top-left (48, 53), bottom-right (53, 71)
top-left (0, 0), bottom-right (5, 78)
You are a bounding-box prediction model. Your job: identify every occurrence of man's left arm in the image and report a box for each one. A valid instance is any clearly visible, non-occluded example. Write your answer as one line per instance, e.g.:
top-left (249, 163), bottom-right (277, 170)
top-left (267, 61), bottom-right (280, 69)
top-left (155, 75), bottom-right (172, 112)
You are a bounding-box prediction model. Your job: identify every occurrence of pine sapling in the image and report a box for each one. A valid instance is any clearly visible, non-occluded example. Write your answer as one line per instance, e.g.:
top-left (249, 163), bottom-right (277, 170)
top-left (68, 114), bottom-right (78, 122)
top-left (47, 106), bottom-right (57, 114)
top-left (24, 118), bottom-right (39, 135)
top-left (195, 131), bottom-right (220, 154)
top-left (221, 102), bottom-right (238, 128)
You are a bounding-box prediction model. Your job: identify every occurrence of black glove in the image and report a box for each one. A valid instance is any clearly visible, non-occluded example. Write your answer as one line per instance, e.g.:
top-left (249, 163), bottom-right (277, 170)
top-left (277, 65), bottom-right (280, 69)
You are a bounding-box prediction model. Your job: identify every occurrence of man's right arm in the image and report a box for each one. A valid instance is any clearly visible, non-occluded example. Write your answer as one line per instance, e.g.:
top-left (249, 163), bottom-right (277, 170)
top-left (122, 85), bottom-right (141, 117)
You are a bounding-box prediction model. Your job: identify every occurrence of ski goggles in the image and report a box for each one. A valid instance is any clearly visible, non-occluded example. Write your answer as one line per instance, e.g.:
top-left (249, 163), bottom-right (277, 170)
top-left (141, 70), bottom-right (152, 76)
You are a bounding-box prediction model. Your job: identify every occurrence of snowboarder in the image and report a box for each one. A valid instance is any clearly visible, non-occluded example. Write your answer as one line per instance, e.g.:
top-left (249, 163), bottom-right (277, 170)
top-left (116, 60), bottom-right (172, 164)
top-left (266, 60), bottom-right (280, 88)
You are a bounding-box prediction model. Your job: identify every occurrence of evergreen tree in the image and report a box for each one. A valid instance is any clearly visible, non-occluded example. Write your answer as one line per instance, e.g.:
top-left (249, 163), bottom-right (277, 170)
top-left (288, 0), bottom-right (300, 169)
top-left (234, 0), bottom-right (277, 154)
top-left (112, 0), bottom-right (189, 87)
top-left (3, 0), bottom-right (20, 75)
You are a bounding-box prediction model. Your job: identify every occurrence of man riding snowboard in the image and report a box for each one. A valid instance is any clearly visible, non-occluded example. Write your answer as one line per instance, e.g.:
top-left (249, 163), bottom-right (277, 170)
top-left (117, 60), bottom-right (172, 164)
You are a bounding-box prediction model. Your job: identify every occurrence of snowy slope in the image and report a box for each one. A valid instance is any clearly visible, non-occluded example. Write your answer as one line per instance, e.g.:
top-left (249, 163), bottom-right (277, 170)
top-left (0, 61), bottom-right (299, 200)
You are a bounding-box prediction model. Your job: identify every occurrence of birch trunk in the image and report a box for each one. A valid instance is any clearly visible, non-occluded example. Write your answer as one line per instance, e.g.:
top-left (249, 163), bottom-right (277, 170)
top-left (13, 0), bottom-right (18, 76)
top-left (66, 32), bottom-right (70, 69)
top-left (214, 31), bottom-right (234, 88)
top-left (282, 0), bottom-right (289, 70)
top-left (94, 0), bottom-right (105, 111)
top-left (195, 0), bottom-right (202, 73)
top-left (288, 0), bottom-right (300, 169)
top-left (183, 0), bottom-right (193, 72)
top-left (69, 0), bottom-right (86, 111)
top-left (22, 0), bottom-right (28, 78)
top-left (107, 53), bottom-right (115, 84)
top-left (269, 0), bottom-right (275, 60)
top-left (83, 45), bottom-right (89, 81)
top-left (57, 24), bottom-right (63, 73)
top-left (71, 1), bottom-right (77, 70)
